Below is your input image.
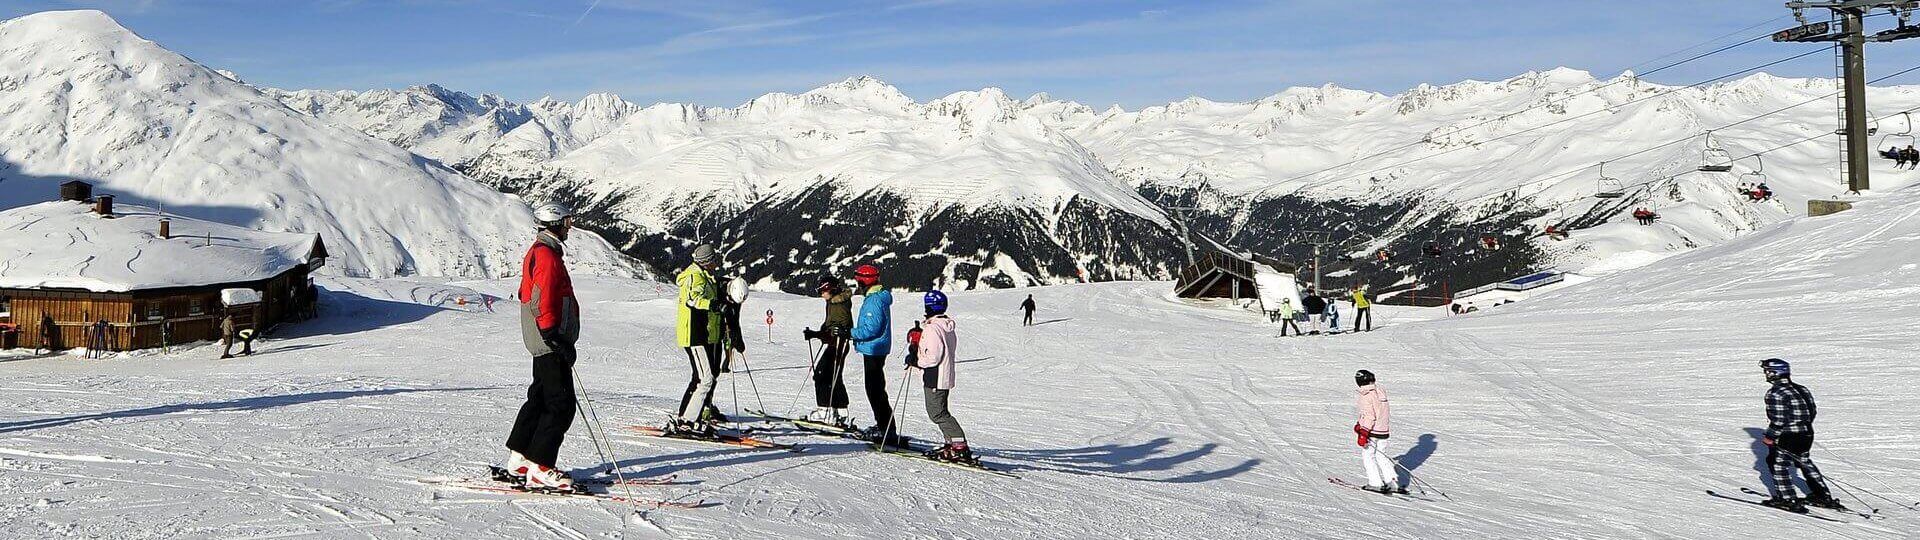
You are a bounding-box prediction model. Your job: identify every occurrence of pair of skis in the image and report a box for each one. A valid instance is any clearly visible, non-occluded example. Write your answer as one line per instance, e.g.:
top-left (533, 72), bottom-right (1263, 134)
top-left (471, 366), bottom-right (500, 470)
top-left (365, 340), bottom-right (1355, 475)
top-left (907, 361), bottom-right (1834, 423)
top-left (1705, 487), bottom-right (1879, 522)
top-left (417, 466), bottom-right (711, 509)
top-left (1327, 477), bottom-right (1437, 502)
top-left (746, 408), bottom-right (1020, 478)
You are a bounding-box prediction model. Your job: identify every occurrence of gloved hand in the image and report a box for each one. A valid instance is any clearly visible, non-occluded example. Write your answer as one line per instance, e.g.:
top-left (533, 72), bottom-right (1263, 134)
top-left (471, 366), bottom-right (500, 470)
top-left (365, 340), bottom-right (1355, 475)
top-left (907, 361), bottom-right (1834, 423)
top-left (828, 326), bottom-right (848, 338)
top-left (803, 327), bottom-right (820, 342)
top-left (907, 326), bottom-right (923, 348)
top-left (1762, 436), bottom-right (1775, 447)
top-left (904, 350), bottom-right (918, 369)
top-left (1353, 424), bottom-right (1369, 448)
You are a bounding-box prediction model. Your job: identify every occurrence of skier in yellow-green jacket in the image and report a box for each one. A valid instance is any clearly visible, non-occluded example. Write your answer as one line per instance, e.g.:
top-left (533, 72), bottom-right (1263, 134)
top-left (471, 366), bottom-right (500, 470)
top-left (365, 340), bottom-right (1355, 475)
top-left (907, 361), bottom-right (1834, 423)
top-left (1351, 285), bottom-right (1373, 333)
top-left (672, 244), bottom-right (726, 436)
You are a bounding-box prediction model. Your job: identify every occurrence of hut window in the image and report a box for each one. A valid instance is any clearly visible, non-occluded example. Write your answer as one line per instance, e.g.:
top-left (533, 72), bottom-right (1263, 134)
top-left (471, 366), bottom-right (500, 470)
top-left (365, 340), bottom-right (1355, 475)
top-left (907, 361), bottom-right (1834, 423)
top-left (0, 296), bottom-right (9, 317)
top-left (146, 303), bottom-right (162, 321)
top-left (189, 298), bottom-right (204, 315)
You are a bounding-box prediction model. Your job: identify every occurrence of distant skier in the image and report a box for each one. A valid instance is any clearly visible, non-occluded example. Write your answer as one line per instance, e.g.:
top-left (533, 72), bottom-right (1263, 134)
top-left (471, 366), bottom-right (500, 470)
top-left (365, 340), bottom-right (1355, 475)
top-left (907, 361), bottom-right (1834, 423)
top-left (1326, 300), bottom-right (1342, 333)
top-left (1906, 146), bottom-right (1919, 169)
top-left (1301, 294), bottom-right (1327, 334)
top-left (504, 203), bottom-right (581, 492)
top-left (1758, 358), bottom-right (1842, 512)
top-left (1352, 369), bottom-right (1401, 494)
top-left (90, 318), bottom-right (109, 358)
top-left (910, 290), bottom-right (974, 463)
top-left (1019, 294), bottom-right (1036, 326)
top-left (850, 264), bottom-right (905, 447)
top-left (671, 244), bottom-right (726, 437)
top-left (219, 312), bottom-right (238, 359)
top-left (37, 313), bottom-right (55, 354)
top-left (1350, 285), bottom-right (1372, 332)
top-left (1277, 298), bottom-right (1302, 337)
top-left (803, 277), bottom-right (854, 426)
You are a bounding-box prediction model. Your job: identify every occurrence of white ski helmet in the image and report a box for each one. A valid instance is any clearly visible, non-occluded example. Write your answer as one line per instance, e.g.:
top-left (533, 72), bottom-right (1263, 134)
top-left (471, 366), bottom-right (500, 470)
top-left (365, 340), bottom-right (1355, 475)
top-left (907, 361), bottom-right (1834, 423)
top-left (532, 202), bottom-right (573, 227)
top-left (726, 277), bottom-right (749, 304)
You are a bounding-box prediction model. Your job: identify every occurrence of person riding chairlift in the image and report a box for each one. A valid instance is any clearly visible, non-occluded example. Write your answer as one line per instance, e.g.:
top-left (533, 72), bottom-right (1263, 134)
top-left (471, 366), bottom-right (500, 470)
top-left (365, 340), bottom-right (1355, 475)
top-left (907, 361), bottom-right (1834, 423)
top-left (1631, 207), bottom-right (1658, 226)
top-left (1479, 235), bottom-right (1500, 250)
top-left (1904, 146), bottom-right (1919, 170)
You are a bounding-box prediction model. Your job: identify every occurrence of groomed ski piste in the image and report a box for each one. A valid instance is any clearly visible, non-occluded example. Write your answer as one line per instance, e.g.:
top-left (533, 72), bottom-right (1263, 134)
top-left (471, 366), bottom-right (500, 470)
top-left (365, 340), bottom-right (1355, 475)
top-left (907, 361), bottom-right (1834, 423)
top-left (3, 188), bottom-right (1919, 538)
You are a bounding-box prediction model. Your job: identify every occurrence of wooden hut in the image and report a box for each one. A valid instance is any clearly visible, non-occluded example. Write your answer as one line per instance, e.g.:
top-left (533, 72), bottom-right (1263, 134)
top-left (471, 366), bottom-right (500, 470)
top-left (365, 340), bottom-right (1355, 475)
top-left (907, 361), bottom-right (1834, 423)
top-left (0, 185), bottom-right (326, 352)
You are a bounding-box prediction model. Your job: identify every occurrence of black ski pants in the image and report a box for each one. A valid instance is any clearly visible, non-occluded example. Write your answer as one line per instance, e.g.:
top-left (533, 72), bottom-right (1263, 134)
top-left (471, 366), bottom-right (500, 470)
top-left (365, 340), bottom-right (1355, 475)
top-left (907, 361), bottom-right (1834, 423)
top-left (1280, 317), bottom-right (1302, 336)
top-left (1355, 307), bottom-right (1372, 332)
top-left (507, 350), bottom-right (576, 467)
top-left (1768, 432), bottom-right (1829, 499)
top-left (863, 354), bottom-right (894, 433)
top-left (813, 336), bottom-right (851, 408)
top-left (1022, 311), bottom-right (1034, 326)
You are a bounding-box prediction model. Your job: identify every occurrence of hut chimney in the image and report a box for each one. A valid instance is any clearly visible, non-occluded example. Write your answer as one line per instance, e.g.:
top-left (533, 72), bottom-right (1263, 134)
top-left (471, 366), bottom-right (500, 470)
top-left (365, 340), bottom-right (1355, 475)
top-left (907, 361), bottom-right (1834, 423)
top-left (94, 194), bottom-right (114, 216)
top-left (158, 218), bottom-right (171, 239)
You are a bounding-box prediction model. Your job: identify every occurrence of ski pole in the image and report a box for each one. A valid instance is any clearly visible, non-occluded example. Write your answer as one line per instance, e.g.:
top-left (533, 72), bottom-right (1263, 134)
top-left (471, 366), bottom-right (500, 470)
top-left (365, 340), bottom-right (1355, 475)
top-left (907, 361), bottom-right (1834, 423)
top-left (1814, 441), bottom-right (1919, 509)
top-left (1779, 448), bottom-right (1897, 513)
top-left (568, 355), bottom-right (650, 517)
top-left (877, 363), bottom-right (913, 449)
top-left (779, 339), bottom-right (824, 419)
top-left (1387, 456), bottom-right (1450, 500)
top-left (738, 350), bottom-right (768, 414)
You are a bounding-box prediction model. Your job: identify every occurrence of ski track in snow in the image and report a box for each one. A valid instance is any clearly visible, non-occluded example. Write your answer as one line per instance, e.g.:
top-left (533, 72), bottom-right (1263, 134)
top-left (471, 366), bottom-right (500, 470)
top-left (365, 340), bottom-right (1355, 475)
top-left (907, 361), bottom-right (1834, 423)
top-left (1, 229), bottom-right (1918, 540)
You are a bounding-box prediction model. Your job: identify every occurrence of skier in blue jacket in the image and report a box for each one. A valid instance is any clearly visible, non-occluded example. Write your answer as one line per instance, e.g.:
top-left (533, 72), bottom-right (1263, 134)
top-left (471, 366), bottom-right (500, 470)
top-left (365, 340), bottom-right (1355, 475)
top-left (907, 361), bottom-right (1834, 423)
top-left (849, 264), bottom-right (906, 447)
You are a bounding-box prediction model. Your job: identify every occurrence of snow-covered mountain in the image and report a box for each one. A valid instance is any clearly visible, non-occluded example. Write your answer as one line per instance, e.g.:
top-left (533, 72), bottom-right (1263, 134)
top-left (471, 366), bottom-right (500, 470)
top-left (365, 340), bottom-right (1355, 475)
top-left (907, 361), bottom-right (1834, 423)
top-left (0, 10), bottom-right (647, 280)
top-left (293, 76), bottom-right (1184, 291)
top-left (271, 56), bottom-right (1920, 295)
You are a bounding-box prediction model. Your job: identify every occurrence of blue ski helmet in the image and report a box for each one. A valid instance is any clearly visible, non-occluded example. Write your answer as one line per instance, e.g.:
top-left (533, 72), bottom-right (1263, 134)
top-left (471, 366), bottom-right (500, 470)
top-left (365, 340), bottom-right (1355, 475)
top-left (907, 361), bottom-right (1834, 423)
top-left (923, 290), bottom-right (948, 315)
top-left (1761, 358), bottom-right (1791, 381)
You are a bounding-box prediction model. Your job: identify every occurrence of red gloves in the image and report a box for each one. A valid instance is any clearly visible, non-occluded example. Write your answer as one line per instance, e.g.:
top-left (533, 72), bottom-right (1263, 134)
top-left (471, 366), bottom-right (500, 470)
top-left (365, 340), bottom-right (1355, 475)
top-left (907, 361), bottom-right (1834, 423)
top-left (1353, 424), bottom-right (1369, 447)
top-left (907, 325), bottom-right (923, 348)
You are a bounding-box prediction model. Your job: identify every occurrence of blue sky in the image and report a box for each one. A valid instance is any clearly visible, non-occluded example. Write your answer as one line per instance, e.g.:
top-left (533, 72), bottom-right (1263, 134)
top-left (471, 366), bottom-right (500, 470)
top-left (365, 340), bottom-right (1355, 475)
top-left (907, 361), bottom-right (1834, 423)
top-left (7, 0), bottom-right (1920, 108)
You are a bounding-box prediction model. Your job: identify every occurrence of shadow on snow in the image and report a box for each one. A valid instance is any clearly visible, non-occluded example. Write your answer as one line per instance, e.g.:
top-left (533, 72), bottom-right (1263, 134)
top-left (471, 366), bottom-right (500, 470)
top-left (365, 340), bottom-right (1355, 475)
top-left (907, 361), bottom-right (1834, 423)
top-left (0, 387), bottom-right (495, 434)
top-left (991, 437), bottom-right (1259, 483)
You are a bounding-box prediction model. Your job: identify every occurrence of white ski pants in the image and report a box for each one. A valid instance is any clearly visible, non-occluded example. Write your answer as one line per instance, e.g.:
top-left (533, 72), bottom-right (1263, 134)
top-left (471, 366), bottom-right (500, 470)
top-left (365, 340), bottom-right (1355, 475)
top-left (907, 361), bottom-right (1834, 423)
top-left (1360, 438), bottom-right (1396, 488)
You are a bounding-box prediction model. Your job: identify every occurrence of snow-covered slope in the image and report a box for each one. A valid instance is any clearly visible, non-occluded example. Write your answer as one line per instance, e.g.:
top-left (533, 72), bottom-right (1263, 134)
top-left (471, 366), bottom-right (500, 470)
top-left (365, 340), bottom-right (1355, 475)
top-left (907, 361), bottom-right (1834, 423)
top-left (0, 10), bottom-right (645, 279)
top-left (3, 182), bottom-right (1914, 537)
top-left (261, 84), bottom-right (533, 170)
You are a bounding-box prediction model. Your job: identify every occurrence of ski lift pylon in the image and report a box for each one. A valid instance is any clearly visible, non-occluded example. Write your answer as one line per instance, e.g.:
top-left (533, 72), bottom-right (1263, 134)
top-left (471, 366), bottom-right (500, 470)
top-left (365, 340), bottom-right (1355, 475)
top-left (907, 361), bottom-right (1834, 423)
top-left (1595, 161), bottom-right (1625, 199)
top-left (1698, 131), bottom-right (1733, 172)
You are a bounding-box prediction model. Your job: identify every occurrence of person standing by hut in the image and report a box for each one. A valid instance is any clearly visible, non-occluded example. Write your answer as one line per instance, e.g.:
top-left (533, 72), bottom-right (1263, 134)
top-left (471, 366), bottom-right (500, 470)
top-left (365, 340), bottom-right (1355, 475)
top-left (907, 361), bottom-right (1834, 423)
top-left (219, 312), bottom-right (238, 359)
top-left (37, 313), bottom-right (56, 354)
top-left (502, 203), bottom-right (582, 493)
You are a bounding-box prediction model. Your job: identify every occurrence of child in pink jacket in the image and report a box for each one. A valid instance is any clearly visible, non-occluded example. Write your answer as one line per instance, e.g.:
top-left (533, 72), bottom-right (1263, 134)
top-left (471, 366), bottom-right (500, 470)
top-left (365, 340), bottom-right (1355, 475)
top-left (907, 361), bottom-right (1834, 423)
top-left (908, 290), bottom-right (971, 464)
top-left (1353, 369), bottom-right (1401, 493)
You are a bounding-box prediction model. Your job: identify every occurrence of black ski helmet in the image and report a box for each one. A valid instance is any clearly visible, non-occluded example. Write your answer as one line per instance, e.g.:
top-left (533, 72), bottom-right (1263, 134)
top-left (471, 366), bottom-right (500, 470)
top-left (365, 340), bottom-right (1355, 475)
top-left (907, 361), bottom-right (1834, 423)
top-left (1761, 358), bottom-right (1791, 382)
top-left (1355, 369), bottom-right (1376, 386)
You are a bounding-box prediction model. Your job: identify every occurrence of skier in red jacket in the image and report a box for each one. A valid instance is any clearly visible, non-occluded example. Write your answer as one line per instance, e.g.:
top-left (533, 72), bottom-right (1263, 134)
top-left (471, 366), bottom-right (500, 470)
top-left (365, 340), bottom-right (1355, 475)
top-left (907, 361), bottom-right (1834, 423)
top-left (504, 203), bottom-right (582, 492)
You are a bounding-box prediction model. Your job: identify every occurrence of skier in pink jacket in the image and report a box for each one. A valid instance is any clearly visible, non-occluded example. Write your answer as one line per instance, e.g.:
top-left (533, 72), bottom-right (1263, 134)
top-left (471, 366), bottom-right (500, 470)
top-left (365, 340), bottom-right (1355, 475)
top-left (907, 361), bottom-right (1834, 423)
top-left (908, 290), bottom-right (972, 464)
top-left (1353, 369), bottom-right (1403, 493)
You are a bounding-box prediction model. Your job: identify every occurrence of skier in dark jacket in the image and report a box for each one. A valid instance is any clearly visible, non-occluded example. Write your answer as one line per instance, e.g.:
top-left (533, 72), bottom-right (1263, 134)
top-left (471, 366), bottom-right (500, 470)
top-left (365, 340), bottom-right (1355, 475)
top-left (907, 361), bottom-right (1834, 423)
top-left (803, 277), bottom-right (855, 426)
top-left (38, 313), bottom-right (56, 354)
top-left (1301, 294), bottom-right (1328, 334)
top-left (503, 203), bottom-right (581, 493)
top-left (1019, 295), bottom-right (1036, 326)
top-left (1758, 358), bottom-right (1841, 512)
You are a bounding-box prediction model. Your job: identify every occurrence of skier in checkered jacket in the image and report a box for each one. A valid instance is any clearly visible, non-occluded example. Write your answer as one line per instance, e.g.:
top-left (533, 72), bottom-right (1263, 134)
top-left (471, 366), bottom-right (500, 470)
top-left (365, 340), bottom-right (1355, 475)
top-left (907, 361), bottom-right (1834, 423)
top-left (1758, 358), bottom-right (1841, 512)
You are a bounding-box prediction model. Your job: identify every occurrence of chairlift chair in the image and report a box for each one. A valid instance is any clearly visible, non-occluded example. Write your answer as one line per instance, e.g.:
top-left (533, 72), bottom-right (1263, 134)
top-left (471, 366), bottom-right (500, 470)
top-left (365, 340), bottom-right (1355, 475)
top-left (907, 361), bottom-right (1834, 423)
top-left (1594, 161), bottom-right (1625, 199)
top-left (1875, 112), bottom-right (1916, 159)
top-left (1697, 131), bottom-right (1733, 172)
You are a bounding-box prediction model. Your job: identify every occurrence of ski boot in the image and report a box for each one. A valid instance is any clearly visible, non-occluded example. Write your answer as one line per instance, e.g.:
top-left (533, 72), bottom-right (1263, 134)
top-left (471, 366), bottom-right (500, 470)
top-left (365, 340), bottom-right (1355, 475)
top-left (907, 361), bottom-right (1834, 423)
top-left (1760, 496), bottom-right (1809, 513)
top-left (804, 407), bottom-right (835, 424)
top-left (666, 418), bottom-right (718, 439)
top-left (701, 405), bottom-right (730, 424)
top-left (524, 463), bottom-right (574, 493)
top-left (924, 442), bottom-right (977, 465)
top-left (867, 427), bottom-right (911, 449)
top-left (1803, 493), bottom-right (1847, 511)
top-left (498, 451), bottom-right (532, 484)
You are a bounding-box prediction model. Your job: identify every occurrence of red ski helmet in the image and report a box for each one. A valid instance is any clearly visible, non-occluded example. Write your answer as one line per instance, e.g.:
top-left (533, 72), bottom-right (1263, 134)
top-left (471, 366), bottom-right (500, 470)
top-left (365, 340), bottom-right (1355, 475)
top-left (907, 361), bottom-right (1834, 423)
top-left (853, 264), bottom-right (881, 286)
